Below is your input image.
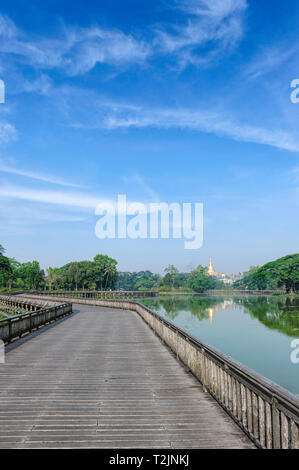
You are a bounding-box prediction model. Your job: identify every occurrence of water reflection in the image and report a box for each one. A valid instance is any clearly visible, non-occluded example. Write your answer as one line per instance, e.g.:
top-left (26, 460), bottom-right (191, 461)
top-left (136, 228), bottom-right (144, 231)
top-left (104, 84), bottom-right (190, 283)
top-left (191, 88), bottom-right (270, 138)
top-left (139, 295), bottom-right (299, 395)
top-left (235, 296), bottom-right (299, 337)
top-left (141, 295), bottom-right (299, 337)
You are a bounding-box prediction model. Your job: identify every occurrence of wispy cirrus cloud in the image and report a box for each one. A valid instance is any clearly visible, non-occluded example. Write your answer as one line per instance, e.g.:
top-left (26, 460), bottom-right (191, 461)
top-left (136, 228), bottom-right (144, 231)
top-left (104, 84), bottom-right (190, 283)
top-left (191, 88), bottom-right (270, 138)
top-left (0, 184), bottom-right (97, 232)
top-left (13, 73), bottom-right (53, 96)
top-left (0, 160), bottom-right (83, 187)
top-left (0, 121), bottom-right (17, 143)
top-left (0, 201), bottom-right (87, 225)
top-left (123, 173), bottom-right (160, 201)
top-left (176, 0), bottom-right (247, 17)
top-left (155, 0), bottom-right (248, 67)
top-left (0, 13), bottom-right (149, 76)
top-left (0, 185), bottom-right (100, 208)
top-left (244, 43), bottom-right (299, 80)
top-left (0, 1), bottom-right (248, 77)
top-left (70, 101), bottom-right (299, 152)
top-left (63, 27), bottom-right (150, 75)
top-left (292, 166), bottom-right (299, 186)
top-left (0, 185), bottom-right (145, 218)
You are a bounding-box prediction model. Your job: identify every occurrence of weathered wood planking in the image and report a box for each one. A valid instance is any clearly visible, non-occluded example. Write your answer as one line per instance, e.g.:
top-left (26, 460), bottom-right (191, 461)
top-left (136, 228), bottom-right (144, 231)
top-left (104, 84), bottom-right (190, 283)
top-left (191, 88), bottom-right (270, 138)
top-left (0, 304), bottom-right (254, 449)
top-left (18, 295), bottom-right (299, 449)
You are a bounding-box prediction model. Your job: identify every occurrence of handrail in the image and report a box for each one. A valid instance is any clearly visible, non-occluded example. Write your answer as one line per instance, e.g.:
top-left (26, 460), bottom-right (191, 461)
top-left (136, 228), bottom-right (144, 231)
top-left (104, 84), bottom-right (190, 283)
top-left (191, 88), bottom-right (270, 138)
top-left (151, 310), bottom-right (299, 414)
top-left (134, 301), bottom-right (299, 448)
top-left (0, 295), bottom-right (72, 343)
top-left (34, 290), bottom-right (157, 296)
top-left (0, 303), bottom-right (71, 326)
top-left (205, 289), bottom-right (286, 295)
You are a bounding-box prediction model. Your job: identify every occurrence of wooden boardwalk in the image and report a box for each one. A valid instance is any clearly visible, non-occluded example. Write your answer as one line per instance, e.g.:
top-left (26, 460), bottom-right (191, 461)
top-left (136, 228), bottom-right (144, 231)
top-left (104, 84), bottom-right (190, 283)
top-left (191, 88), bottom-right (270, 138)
top-left (0, 304), bottom-right (255, 449)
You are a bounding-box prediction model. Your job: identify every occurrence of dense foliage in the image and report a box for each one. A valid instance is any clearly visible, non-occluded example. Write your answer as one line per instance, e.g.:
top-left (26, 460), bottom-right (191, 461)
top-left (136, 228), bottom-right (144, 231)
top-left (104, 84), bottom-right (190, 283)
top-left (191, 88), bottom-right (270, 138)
top-left (0, 245), bottom-right (45, 290)
top-left (0, 245), bottom-right (118, 292)
top-left (47, 254), bottom-right (118, 290)
top-left (234, 254), bottom-right (299, 293)
top-left (187, 265), bottom-right (220, 292)
top-left (116, 265), bottom-right (191, 291)
top-left (117, 271), bottom-right (162, 291)
top-left (117, 264), bottom-right (222, 292)
top-left (1, 243), bottom-right (297, 294)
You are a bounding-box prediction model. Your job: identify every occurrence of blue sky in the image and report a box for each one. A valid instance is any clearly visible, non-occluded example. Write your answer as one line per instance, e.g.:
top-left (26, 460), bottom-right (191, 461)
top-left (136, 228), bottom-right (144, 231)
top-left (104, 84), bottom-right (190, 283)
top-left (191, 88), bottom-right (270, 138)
top-left (0, 0), bottom-right (298, 274)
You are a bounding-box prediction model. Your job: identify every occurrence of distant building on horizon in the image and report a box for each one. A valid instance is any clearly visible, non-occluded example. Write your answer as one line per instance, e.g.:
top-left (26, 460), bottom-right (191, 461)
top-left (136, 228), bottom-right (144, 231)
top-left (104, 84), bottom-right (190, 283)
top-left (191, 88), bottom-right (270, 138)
top-left (207, 256), bottom-right (234, 284)
top-left (207, 256), bottom-right (218, 276)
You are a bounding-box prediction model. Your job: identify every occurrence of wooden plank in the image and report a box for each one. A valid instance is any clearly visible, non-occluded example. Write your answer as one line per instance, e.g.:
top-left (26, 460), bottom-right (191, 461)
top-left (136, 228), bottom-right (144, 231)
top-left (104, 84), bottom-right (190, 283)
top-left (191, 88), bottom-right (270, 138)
top-left (0, 304), bottom-right (255, 449)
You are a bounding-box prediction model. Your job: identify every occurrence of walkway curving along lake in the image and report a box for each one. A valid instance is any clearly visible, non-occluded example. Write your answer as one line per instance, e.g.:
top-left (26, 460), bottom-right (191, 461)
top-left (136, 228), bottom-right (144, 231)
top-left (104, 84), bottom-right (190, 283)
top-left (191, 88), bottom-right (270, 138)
top-left (0, 303), bottom-right (254, 449)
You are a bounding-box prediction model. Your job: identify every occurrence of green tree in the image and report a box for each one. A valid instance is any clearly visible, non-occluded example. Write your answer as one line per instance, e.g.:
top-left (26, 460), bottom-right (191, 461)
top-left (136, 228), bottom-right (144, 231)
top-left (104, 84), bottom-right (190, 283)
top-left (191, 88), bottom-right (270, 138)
top-left (46, 267), bottom-right (60, 290)
top-left (6, 258), bottom-right (21, 292)
top-left (163, 265), bottom-right (180, 288)
top-left (67, 262), bottom-right (84, 290)
top-left (104, 260), bottom-right (118, 289)
top-left (187, 265), bottom-right (216, 293)
top-left (93, 254), bottom-right (118, 290)
top-left (235, 254), bottom-right (299, 293)
top-left (0, 251), bottom-right (13, 289)
top-left (18, 261), bottom-right (45, 290)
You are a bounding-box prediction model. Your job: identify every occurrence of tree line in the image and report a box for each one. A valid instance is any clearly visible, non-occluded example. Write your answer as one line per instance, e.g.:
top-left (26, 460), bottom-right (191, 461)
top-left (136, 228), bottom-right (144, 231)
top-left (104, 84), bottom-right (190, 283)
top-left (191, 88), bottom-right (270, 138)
top-left (0, 244), bottom-right (220, 293)
top-left (0, 245), bottom-right (45, 291)
top-left (0, 244), bottom-right (298, 294)
top-left (117, 264), bottom-right (223, 292)
top-left (0, 246), bottom-right (118, 292)
top-left (234, 254), bottom-right (299, 294)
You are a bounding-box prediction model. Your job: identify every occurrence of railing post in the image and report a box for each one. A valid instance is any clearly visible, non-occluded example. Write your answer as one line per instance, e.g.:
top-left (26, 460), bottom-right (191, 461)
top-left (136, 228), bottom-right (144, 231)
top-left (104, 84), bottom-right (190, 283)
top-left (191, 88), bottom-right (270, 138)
top-left (8, 318), bottom-right (12, 343)
top-left (272, 397), bottom-right (280, 449)
top-left (201, 347), bottom-right (207, 392)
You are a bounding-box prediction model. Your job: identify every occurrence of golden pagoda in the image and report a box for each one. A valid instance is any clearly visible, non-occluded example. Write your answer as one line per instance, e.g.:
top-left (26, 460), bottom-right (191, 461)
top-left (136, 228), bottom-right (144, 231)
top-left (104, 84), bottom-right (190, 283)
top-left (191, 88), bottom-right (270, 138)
top-left (207, 256), bottom-right (218, 277)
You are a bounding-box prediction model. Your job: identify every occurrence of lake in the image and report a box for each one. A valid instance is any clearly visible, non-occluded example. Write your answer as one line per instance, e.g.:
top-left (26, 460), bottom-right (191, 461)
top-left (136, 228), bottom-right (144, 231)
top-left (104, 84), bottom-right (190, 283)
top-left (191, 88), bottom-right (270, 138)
top-left (139, 295), bottom-right (299, 396)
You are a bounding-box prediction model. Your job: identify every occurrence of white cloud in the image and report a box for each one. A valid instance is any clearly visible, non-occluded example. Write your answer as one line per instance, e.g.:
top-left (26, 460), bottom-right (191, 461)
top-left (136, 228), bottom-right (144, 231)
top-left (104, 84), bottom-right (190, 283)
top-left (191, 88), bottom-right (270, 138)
top-left (0, 14), bottom-right (17, 39)
top-left (0, 201), bottom-right (87, 225)
top-left (0, 14), bottom-right (149, 76)
top-left (155, 0), bottom-right (247, 67)
top-left (0, 121), bottom-right (17, 143)
top-left (0, 185), bottom-right (101, 208)
top-left (0, 3), bottom-right (248, 76)
top-left (73, 103), bottom-right (299, 152)
top-left (0, 160), bottom-right (83, 187)
top-left (18, 74), bottom-right (53, 95)
top-left (176, 0), bottom-right (247, 18)
top-left (291, 167), bottom-right (299, 186)
top-left (244, 44), bottom-right (299, 80)
top-left (63, 27), bottom-right (149, 75)
top-left (0, 15), bottom-right (68, 68)
top-left (124, 173), bottom-right (160, 201)
top-left (0, 185), bottom-right (164, 227)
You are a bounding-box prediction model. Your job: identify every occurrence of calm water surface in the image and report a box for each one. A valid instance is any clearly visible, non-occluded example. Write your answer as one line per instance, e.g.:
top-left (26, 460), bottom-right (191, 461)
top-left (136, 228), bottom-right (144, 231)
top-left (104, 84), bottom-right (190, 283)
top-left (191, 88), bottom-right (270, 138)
top-left (140, 295), bottom-right (299, 396)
